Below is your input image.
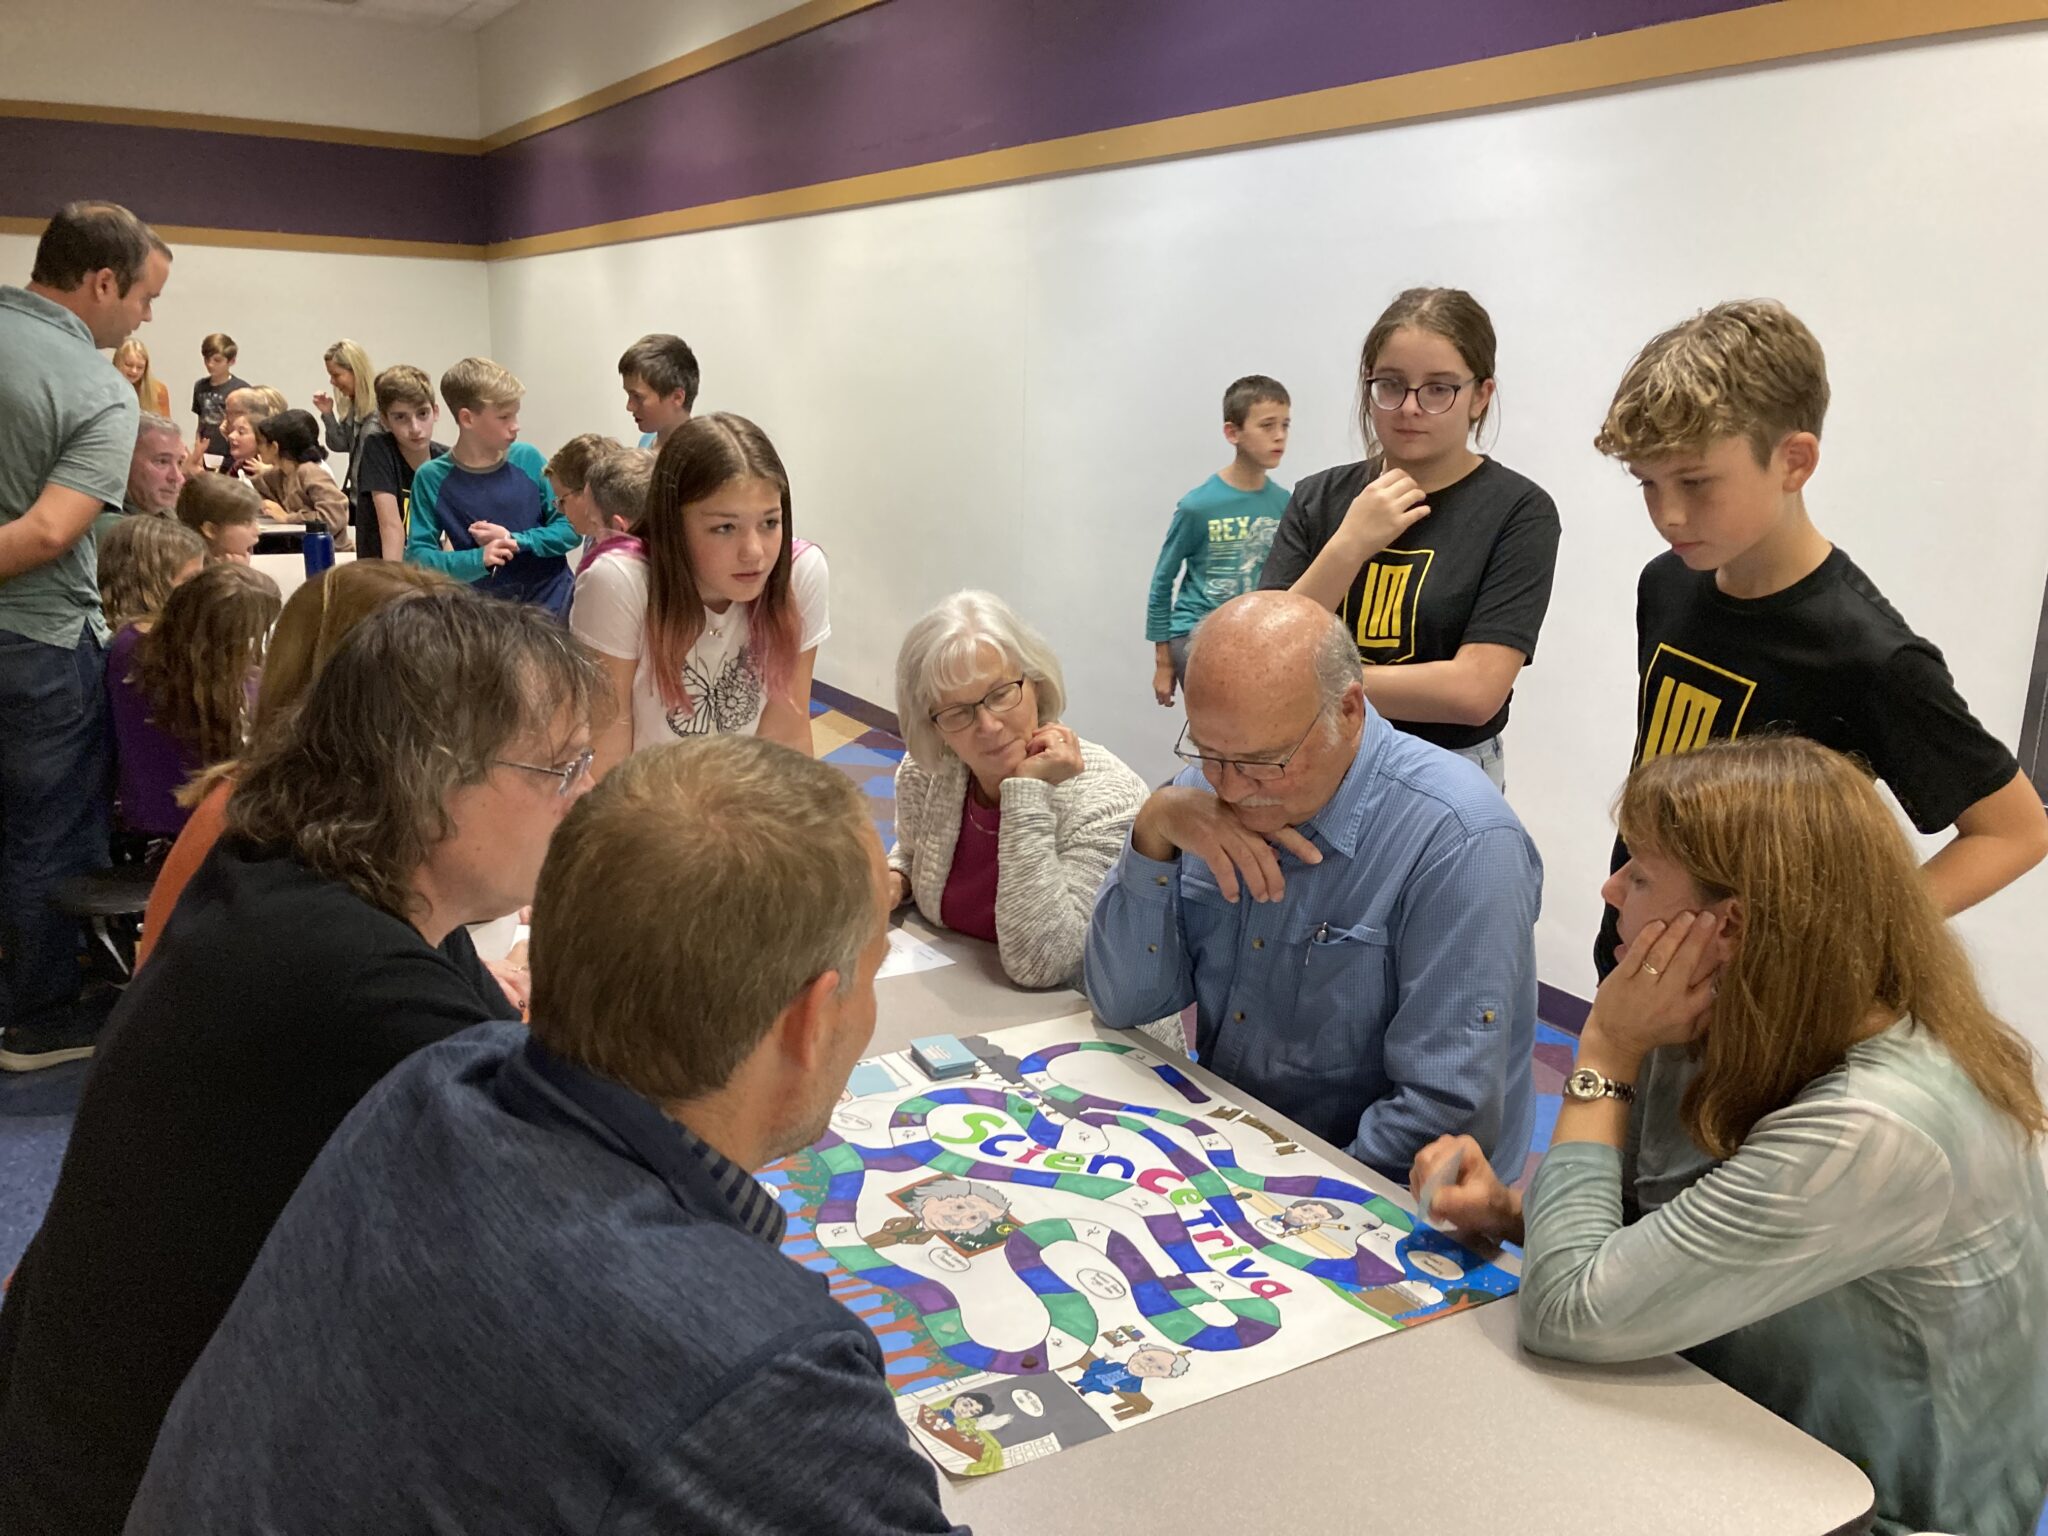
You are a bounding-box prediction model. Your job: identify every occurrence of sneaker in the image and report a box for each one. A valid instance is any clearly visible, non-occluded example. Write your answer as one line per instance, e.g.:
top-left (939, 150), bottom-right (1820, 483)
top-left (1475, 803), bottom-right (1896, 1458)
top-left (0, 1007), bottom-right (107, 1073)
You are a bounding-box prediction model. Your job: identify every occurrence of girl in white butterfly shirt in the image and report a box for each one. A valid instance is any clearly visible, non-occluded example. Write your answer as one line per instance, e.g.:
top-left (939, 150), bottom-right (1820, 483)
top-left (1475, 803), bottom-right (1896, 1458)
top-left (572, 413), bottom-right (829, 775)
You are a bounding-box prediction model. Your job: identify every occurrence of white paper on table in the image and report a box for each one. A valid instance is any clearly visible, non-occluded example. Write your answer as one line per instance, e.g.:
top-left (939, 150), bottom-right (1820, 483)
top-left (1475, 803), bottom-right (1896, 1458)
top-left (878, 926), bottom-right (954, 980)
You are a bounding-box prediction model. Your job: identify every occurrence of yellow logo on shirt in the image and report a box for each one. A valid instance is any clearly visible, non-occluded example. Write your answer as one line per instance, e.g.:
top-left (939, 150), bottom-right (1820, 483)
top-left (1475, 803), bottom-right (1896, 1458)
top-left (1636, 645), bottom-right (1758, 764)
top-left (1343, 547), bottom-right (1433, 664)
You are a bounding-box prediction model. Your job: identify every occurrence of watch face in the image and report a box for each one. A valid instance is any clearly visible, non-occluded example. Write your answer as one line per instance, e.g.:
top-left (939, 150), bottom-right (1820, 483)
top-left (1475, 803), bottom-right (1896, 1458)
top-left (1565, 1067), bottom-right (1604, 1101)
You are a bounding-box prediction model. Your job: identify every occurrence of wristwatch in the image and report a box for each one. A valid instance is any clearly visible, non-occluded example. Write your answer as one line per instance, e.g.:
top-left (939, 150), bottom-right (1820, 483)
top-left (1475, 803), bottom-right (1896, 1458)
top-left (1563, 1066), bottom-right (1636, 1105)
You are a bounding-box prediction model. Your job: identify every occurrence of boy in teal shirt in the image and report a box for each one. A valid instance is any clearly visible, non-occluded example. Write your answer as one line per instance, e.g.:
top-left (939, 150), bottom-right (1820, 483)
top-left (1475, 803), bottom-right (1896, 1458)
top-left (1146, 375), bottom-right (1291, 706)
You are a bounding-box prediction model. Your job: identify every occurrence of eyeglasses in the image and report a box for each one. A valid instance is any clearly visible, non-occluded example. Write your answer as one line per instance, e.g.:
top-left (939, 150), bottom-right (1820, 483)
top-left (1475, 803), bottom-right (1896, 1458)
top-left (1172, 709), bottom-right (1327, 782)
top-left (495, 747), bottom-right (596, 797)
top-left (930, 678), bottom-right (1026, 734)
top-left (1366, 376), bottom-right (1475, 415)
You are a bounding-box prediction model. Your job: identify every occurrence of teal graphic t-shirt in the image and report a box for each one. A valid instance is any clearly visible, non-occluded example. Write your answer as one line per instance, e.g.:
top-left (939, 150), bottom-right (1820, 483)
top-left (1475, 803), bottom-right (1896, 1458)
top-left (1145, 474), bottom-right (1290, 641)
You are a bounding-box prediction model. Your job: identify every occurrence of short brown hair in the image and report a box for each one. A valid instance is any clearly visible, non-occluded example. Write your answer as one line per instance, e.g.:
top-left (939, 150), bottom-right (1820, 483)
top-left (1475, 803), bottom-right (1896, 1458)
top-left (132, 562), bottom-right (281, 765)
top-left (201, 333), bottom-right (238, 363)
top-left (544, 433), bottom-right (616, 494)
top-left (1617, 736), bottom-right (2045, 1158)
top-left (584, 445), bottom-right (654, 529)
top-left (1223, 374), bottom-right (1289, 429)
top-left (176, 475), bottom-right (261, 533)
top-left (373, 363), bottom-right (435, 415)
top-left (1595, 299), bottom-right (1830, 466)
top-left (228, 587), bottom-right (606, 922)
top-left (617, 333), bottom-right (700, 408)
top-left (440, 357), bottom-right (523, 416)
top-left (529, 736), bottom-right (876, 1103)
top-left (99, 515), bottom-right (207, 632)
top-left (31, 201), bottom-right (168, 294)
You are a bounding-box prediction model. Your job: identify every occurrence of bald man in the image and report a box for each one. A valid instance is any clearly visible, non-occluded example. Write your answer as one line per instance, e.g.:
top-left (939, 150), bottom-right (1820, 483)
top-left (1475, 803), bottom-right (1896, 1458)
top-left (1084, 592), bottom-right (1540, 1180)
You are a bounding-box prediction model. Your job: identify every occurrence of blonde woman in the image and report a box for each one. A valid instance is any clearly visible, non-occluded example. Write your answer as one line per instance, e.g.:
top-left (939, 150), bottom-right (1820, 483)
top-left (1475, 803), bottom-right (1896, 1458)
top-left (890, 591), bottom-right (1147, 993)
top-left (312, 339), bottom-right (377, 499)
top-left (1414, 736), bottom-right (2048, 1536)
top-left (113, 340), bottom-right (171, 416)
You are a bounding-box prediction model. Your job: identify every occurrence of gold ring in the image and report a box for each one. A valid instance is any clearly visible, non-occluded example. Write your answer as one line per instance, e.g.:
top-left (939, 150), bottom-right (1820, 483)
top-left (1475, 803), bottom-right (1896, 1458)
top-left (1642, 963), bottom-right (1662, 978)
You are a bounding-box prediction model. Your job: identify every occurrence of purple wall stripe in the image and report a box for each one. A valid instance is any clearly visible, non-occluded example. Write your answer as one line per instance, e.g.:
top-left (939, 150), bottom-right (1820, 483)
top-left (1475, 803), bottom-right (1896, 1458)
top-left (0, 116), bottom-right (483, 246)
top-left (486, 0), bottom-right (1778, 243)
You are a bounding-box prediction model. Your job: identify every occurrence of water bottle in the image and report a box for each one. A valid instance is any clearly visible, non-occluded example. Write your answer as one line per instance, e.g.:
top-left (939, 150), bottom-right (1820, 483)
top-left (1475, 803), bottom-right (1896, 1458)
top-left (301, 530), bottom-right (335, 577)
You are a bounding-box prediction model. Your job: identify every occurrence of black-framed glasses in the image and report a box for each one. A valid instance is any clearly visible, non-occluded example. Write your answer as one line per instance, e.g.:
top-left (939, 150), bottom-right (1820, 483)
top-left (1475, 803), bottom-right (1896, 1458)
top-left (495, 747), bottom-right (596, 797)
top-left (931, 678), bottom-right (1026, 734)
top-left (1366, 376), bottom-right (1475, 414)
top-left (1172, 709), bottom-right (1326, 782)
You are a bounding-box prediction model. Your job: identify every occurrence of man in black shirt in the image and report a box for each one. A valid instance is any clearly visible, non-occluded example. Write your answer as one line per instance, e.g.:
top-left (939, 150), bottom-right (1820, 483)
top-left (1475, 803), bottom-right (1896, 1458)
top-left (0, 589), bottom-right (606, 1536)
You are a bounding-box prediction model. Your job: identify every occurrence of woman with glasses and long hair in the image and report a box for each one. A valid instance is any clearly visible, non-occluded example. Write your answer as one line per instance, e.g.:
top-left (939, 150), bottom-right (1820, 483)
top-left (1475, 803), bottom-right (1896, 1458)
top-left (889, 590), bottom-right (1148, 993)
top-left (1259, 287), bottom-right (1560, 791)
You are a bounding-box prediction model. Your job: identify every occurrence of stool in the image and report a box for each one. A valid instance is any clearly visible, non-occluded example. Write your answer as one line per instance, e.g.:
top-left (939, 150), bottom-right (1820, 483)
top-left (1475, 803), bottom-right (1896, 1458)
top-left (49, 862), bottom-right (161, 982)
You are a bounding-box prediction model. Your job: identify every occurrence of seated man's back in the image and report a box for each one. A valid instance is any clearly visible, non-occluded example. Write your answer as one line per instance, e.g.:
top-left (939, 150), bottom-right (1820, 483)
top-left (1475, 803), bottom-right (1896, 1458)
top-left (128, 1025), bottom-right (963, 1536)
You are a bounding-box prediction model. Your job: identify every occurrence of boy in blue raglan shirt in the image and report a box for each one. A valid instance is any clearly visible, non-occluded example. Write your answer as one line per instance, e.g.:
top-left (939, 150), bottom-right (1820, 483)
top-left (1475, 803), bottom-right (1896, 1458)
top-left (406, 357), bottom-right (577, 616)
top-left (1145, 374), bottom-right (1291, 707)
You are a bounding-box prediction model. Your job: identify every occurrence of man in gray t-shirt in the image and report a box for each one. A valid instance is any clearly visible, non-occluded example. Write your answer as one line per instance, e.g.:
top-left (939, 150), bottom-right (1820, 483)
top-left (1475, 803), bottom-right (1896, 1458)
top-left (0, 201), bottom-right (170, 1070)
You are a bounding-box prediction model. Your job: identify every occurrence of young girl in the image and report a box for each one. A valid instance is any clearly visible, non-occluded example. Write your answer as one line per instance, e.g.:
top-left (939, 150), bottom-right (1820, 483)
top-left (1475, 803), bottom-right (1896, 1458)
top-left (254, 409), bottom-right (352, 547)
top-left (312, 340), bottom-right (377, 503)
top-left (218, 386), bottom-right (287, 481)
top-left (1414, 736), bottom-right (2048, 1536)
top-left (571, 413), bottom-right (828, 777)
top-left (175, 476), bottom-right (263, 564)
top-left (108, 562), bottom-right (281, 840)
top-left (114, 340), bottom-right (171, 417)
top-left (1261, 288), bottom-right (1560, 791)
top-left (99, 515), bottom-right (207, 633)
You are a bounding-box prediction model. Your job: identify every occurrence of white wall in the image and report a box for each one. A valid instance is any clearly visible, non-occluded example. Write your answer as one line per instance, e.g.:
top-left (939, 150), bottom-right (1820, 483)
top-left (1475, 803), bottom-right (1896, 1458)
top-left (488, 27), bottom-right (2048, 1066)
top-left (7, 0), bottom-right (481, 139)
top-left (0, 233), bottom-right (493, 445)
top-left (475, 0), bottom-right (810, 136)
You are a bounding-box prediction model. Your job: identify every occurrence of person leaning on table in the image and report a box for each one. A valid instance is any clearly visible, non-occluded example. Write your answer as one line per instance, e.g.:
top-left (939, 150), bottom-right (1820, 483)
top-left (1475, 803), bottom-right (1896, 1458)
top-left (888, 590), bottom-right (1147, 991)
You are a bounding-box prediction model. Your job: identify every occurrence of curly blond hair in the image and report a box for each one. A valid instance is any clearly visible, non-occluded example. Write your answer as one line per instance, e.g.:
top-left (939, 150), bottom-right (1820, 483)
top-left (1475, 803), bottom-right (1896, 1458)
top-left (1595, 299), bottom-right (1829, 466)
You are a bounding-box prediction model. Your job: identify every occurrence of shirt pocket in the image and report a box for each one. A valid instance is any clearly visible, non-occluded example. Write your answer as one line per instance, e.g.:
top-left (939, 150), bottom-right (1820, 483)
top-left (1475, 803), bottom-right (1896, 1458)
top-left (1278, 919), bottom-right (1394, 1073)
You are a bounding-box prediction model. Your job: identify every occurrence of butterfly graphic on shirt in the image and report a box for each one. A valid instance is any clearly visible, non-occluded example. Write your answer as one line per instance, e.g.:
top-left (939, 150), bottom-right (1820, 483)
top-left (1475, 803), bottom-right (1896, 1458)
top-left (664, 646), bottom-right (765, 737)
top-left (1340, 546), bottom-right (1435, 664)
top-left (1635, 644), bottom-right (1759, 765)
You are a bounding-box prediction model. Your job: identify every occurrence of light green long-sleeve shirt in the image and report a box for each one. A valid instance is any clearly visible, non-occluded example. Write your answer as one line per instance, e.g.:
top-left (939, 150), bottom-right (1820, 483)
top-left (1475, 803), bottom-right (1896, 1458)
top-left (1520, 1019), bottom-right (2048, 1536)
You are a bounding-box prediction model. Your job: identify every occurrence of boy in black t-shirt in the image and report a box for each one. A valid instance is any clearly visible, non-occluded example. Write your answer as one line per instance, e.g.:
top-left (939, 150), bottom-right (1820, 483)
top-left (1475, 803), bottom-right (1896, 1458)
top-left (354, 364), bottom-right (446, 559)
top-left (1594, 299), bottom-right (2046, 976)
top-left (1580, 299), bottom-right (2048, 1223)
top-left (190, 332), bottom-right (249, 464)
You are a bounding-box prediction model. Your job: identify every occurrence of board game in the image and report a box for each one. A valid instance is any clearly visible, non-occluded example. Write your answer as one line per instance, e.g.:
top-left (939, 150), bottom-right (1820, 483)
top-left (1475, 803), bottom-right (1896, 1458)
top-left (761, 1015), bottom-right (1518, 1478)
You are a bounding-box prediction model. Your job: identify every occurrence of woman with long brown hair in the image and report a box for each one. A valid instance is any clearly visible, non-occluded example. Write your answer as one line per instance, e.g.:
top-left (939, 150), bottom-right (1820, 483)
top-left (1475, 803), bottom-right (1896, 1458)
top-left (571, 412), bottom-right (828, 774)
top-left (1414, 736), bottom-right (2048, 1535)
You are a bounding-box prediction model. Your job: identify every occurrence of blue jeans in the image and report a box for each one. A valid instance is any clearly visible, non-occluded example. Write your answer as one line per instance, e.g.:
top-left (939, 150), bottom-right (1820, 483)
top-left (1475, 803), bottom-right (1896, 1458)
top-left (0, 627), bottom-right (111, 1026)
top-left (1452, 732), bottom-right (1506, 793)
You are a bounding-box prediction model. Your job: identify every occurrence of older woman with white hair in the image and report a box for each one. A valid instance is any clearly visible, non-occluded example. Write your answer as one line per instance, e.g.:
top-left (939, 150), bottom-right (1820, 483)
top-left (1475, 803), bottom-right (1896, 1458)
top-left (891, 591), bottom-right (1148, 991)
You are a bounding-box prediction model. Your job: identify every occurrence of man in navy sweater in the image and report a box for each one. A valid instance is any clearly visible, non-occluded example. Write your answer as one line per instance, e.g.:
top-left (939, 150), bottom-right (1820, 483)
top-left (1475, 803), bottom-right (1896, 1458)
top-left (126, 735), bottom-right (967, 1535)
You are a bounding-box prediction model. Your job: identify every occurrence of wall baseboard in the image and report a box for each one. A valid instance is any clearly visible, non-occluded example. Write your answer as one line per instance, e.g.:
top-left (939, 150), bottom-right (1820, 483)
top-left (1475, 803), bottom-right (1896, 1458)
top-left (1538, 982), bottom-right (1592, 1037)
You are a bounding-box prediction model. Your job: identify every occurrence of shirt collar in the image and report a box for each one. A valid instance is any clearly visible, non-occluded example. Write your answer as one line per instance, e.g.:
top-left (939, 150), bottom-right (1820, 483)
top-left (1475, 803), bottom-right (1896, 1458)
top-left (514, 1034), bottom-right (787, 1245)
top-left (1299, 704), bottom-right (1392, 859)
top-left (0, 285), bottom-right (94, 348)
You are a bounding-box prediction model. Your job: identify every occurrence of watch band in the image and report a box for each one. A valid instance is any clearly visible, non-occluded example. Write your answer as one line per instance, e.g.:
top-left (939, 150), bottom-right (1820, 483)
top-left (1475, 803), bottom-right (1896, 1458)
top-left (1565, 1066), bottom-right (1636, 1105)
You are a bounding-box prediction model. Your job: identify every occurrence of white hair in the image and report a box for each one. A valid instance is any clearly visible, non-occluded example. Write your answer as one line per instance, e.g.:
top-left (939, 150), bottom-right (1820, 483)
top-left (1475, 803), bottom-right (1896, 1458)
top-left (134, 412), bottom-right (178, 444)
top-left (895, 591), bottom-right (1067, 771)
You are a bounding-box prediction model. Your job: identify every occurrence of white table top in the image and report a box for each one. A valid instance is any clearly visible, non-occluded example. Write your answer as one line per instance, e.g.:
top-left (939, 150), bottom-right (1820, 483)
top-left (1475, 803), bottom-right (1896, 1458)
top-left (250, 548), bottom-right (354, 607)
top-left (872, 919), bottom-right (1876, 1536)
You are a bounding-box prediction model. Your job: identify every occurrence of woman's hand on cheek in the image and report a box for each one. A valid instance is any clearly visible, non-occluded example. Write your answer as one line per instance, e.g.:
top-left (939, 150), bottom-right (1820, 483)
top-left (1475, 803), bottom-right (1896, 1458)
top-left (1584, 911), bottom-right (1722, 1062)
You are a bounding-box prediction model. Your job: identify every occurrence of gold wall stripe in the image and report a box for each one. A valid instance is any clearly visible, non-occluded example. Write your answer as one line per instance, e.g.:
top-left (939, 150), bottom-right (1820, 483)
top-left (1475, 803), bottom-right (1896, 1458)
top-left (0, 98), bottom-right (479, 155)
top-left (0, 216), bottom-right (482, 262)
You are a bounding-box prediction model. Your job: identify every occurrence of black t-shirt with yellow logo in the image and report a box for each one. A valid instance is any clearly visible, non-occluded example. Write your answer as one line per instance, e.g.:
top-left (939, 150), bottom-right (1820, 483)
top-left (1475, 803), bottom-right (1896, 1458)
top-left (1594, 546), bottom-right (2018, 971)
top-left (1258, 456), bottom-right (1560, 750)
